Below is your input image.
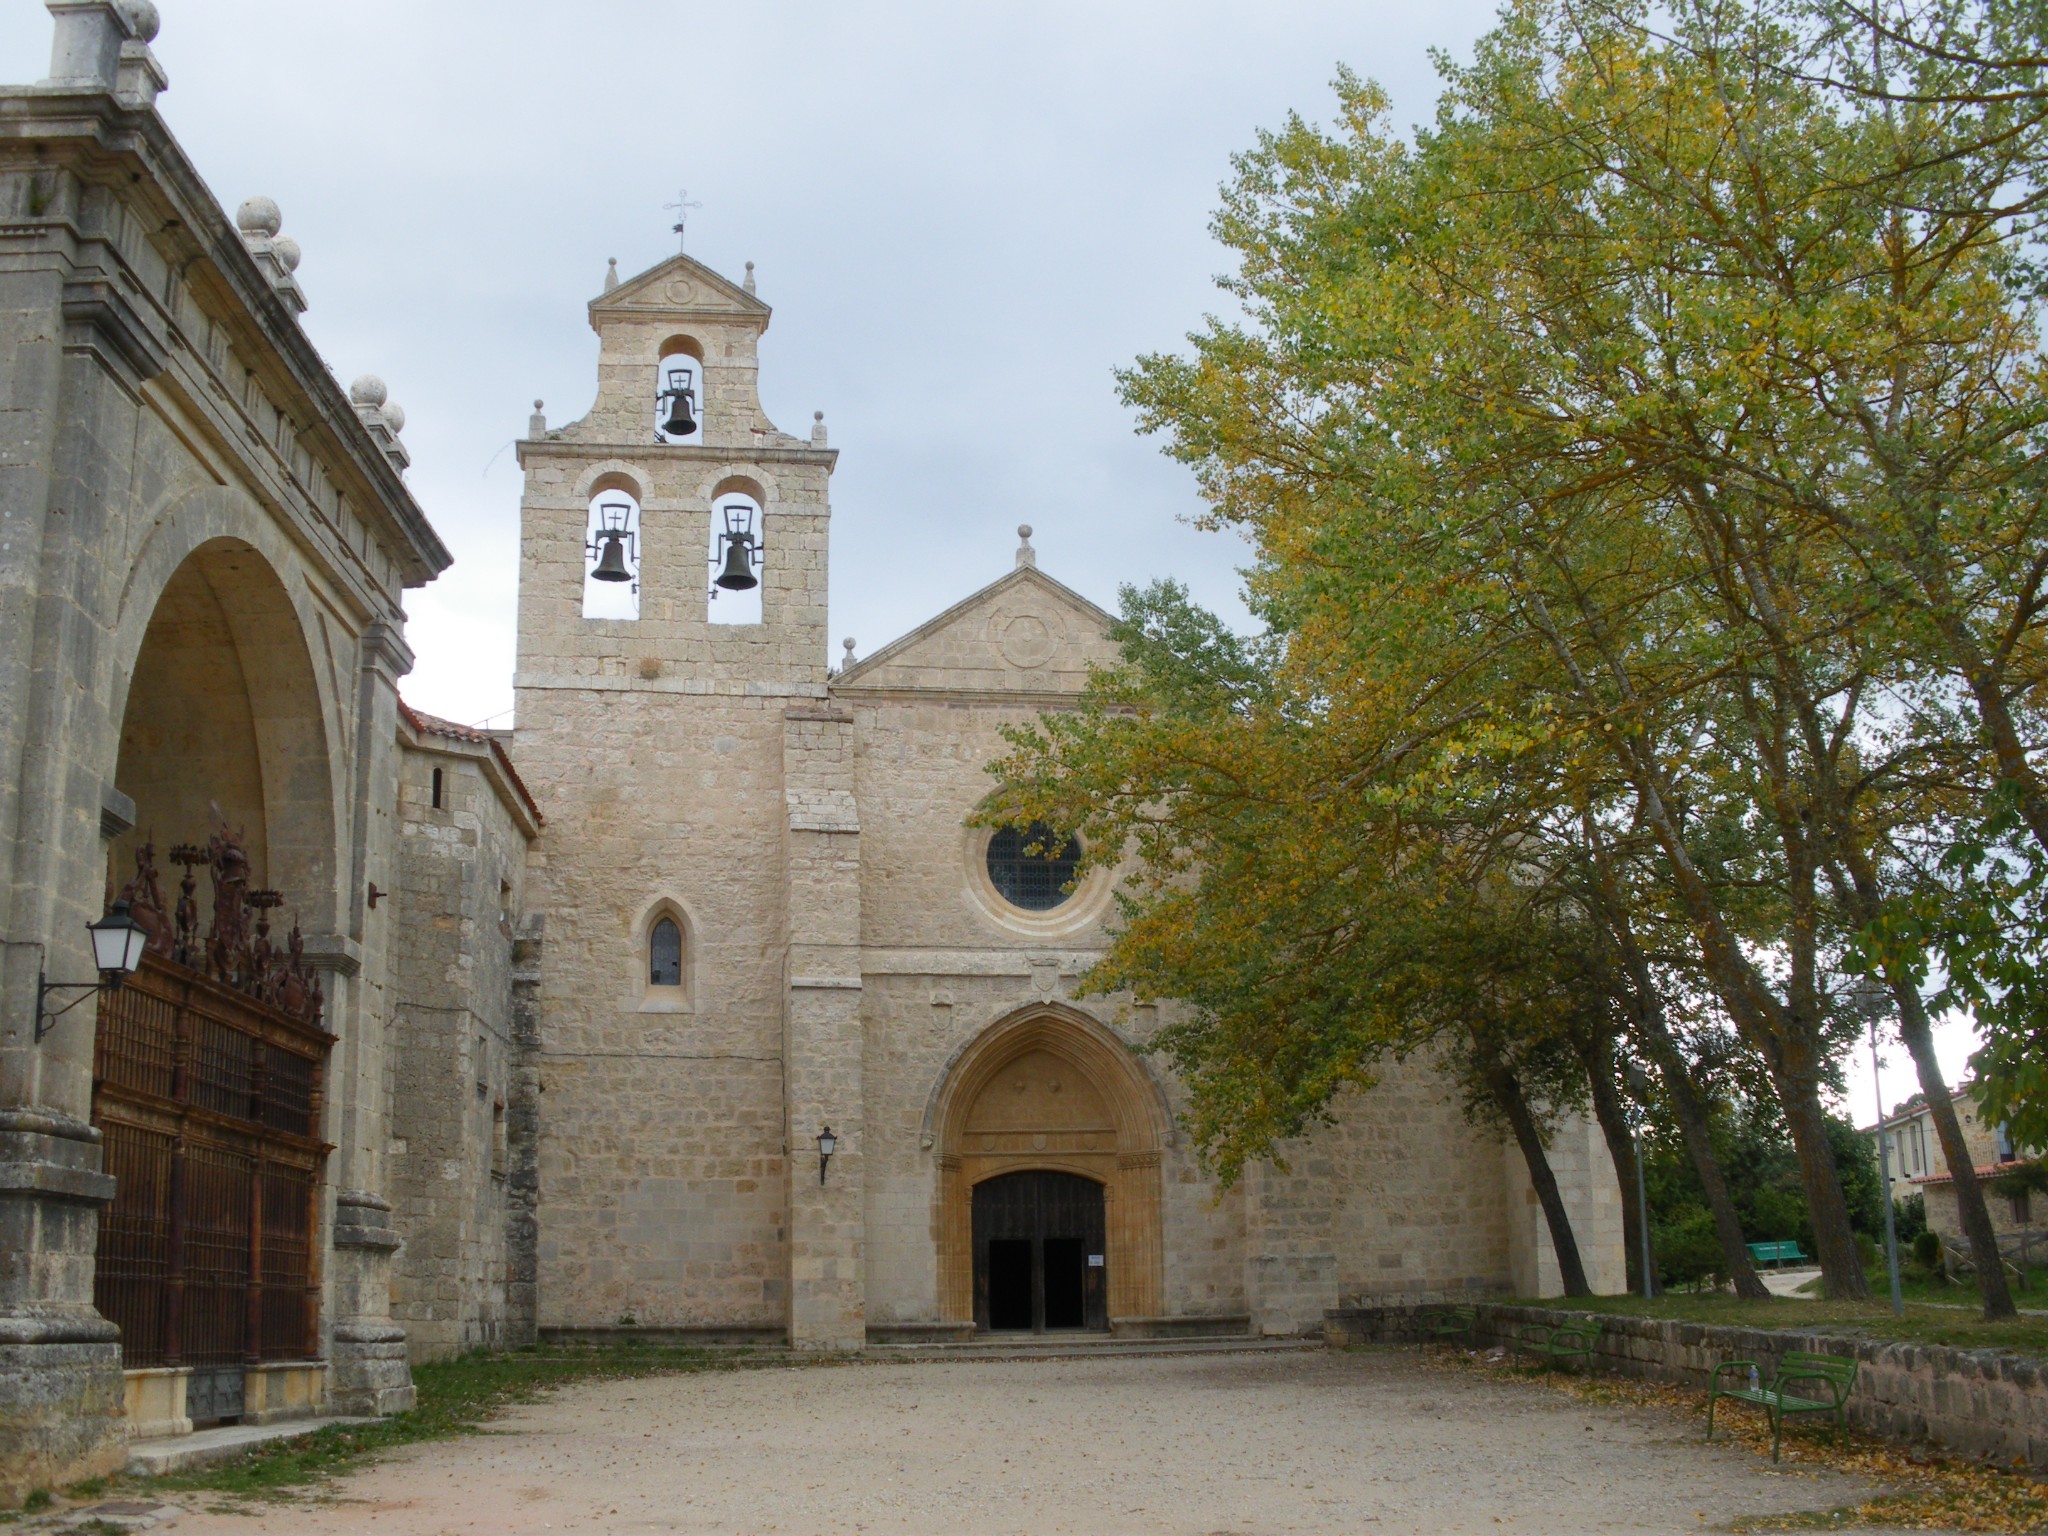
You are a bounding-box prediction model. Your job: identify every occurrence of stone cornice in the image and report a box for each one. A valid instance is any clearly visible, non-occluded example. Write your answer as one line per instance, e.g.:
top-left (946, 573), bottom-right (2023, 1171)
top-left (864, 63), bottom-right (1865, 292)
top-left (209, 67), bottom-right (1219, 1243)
top-left (516, 436), bottom-right (838, 473)
top-left (0, 87), bottom-right (453, 589)
top-left (828, 685), bottom-right (1093, 709)
top-left (513, 674), bottom-right (829, 700)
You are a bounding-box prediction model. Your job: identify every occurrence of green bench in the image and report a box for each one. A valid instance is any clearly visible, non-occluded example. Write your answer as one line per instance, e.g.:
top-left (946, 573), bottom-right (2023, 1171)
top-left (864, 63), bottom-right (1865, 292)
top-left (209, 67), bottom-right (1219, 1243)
top-left (1707, 1352), bottom-right (1857, 1462)
top-left (1513, 1317), bottom-right (1602, 1372)
top-left (1420, 1305), bottom-right (1476, 1349)
top-left (1745, 1240), bottom-right (1809, 1268)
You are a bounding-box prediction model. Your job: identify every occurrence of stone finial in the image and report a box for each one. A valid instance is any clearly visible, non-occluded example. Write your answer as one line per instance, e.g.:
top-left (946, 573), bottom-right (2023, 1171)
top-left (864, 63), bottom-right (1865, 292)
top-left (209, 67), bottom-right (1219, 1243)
top-left (114, 0), bottom-right (158, 38)
top-left (810, 410), bottom-right (828, 447)
top-left (842, 637), bottom-right (857, 669)
top-left (1016, 523), bottom-right (1037, 569)
top-left (114, 1), bottom-right (166, 107)
top-left (349, 375), bottom-right (409, 475)
top-left (236, 197), bottom-right (306, 313)
top-left (44, 0), bottom-right (165, 106)
top-left (236, 197), bottom-right (282, 238)
top-left (529, 399), bottom-right (547, 437)
top-left (744, 260), bottom-right (757, 295)
top-left (603, 257), bottom-right (620, 293)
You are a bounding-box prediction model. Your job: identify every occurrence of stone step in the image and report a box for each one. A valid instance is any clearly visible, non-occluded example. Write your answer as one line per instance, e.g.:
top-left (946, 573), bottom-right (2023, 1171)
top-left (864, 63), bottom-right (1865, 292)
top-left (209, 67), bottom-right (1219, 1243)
top-left (126, 1415), bottom-right (376, 1477)
top-left (865, 1334), bottom-right (1323, 1363)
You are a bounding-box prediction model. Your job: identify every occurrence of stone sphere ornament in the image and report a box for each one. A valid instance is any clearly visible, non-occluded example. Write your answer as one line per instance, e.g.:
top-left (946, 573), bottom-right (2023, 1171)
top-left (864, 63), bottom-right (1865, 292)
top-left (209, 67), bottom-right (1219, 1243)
top-left (115, 0), bottom-right (160, 42)
top-left (235, 196), bottom-right (282, 238)
top-left (349, 375), bottom-right (388, 409)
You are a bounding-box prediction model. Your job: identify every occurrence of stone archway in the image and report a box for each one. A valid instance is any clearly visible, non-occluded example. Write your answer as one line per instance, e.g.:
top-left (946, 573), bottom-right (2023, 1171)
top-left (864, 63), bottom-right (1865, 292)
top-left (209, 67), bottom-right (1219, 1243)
top-left (108, 533), bottom-right (337, 927)
top-left (109, 528), bottom-right (339, 933)
top-left (94, 536), bottom-right (339, 1422)
top-left (929, 1006), bottom-right (1168, 1328)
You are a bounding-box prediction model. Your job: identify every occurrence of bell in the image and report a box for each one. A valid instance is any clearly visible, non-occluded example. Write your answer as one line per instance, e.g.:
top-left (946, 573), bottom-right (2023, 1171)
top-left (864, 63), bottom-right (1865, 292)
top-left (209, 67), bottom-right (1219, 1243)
top-left (590, 530), bottom-right (632, 582)
top-left (714, 535), bottom-right (758, 591)
top-left (662, 394), bottom-right (697, 437)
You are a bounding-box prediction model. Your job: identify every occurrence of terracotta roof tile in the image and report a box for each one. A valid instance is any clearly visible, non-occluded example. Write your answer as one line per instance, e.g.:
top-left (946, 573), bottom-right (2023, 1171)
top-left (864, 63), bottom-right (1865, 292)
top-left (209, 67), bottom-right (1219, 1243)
top-left (1911, 1162), bottom-right (2026, 1187)
top-left (398, 701), bottom-right (492, 743)
top-left (397, 699), bottom-right (542, 826)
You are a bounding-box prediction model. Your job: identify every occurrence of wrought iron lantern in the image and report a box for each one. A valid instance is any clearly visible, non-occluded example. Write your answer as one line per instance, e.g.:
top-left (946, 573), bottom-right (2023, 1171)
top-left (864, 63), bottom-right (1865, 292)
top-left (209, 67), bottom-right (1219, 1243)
top-left (36, 898), bottom-right (148, 1041)
top-left (816, 1125), bottom-right (838, 1185)
top-left (588, 500), bottom-right (636, 584)
top-left (711, 502), bottom-right (762, 595)
top-left (657, 363), bottom-right (698, 439)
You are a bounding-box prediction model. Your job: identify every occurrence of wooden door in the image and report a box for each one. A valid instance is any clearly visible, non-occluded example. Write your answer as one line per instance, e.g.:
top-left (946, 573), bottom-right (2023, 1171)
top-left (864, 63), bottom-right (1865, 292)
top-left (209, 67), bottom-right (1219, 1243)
top-left (971, 1170), bottom-right (1107, 1332)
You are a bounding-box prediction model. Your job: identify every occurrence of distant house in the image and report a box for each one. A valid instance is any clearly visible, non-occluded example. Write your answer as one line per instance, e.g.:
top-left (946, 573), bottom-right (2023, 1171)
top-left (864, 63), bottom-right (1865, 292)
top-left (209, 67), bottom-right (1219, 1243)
top-left (1864, 1085), bottom-right (2038, 1243)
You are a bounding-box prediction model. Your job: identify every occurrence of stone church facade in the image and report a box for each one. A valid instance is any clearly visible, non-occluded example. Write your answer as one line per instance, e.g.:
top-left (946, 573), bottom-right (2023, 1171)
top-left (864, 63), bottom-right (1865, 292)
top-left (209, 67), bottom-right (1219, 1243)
top-left (0, 1), bottom-right (1618, 1501)
top-left (501, 252), bottom-right (1624, 1353)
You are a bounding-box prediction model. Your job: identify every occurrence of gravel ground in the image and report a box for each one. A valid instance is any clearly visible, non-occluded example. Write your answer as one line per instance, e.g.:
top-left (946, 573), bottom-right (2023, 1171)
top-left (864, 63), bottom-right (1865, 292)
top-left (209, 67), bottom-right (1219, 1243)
top-left (160, 1348), bottom-right (1926, 1536)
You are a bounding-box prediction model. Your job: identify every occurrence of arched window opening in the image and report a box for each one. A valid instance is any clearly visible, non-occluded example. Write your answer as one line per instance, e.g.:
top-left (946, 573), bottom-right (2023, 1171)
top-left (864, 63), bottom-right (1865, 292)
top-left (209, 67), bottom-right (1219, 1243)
top-left (655, 337), bottom-right (704, 445)
top-left (986, 823), bottom-right (1082, 911)
top-left (708, 492), bottom-right (763, 625)
top-left (649, 916), bottom-right (683, 987)
top-left (430, 766), bottom-right (444, 809)
top-left (583, 490), bottom-right (639, 620)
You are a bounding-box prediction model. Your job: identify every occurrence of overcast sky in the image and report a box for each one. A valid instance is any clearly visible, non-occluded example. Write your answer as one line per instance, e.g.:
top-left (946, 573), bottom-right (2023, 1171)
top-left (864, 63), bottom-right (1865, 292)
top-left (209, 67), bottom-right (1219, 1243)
top-left (1, 1), bottom-right (1976, 1125)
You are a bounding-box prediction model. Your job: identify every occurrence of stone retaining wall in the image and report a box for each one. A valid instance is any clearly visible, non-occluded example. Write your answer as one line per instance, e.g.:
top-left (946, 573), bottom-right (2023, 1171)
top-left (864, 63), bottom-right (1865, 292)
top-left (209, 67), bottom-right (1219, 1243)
top-left (1324, 1303), bottom-right (2047, 1470)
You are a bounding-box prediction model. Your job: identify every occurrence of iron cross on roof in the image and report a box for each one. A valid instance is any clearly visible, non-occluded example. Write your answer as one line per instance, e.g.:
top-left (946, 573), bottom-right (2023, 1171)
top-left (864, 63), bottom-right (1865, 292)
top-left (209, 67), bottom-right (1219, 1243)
top-left (665, 188), bottom-right (703, 254)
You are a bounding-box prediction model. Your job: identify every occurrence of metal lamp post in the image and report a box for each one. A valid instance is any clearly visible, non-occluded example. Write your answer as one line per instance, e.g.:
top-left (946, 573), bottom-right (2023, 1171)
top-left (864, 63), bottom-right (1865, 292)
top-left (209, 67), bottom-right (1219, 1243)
top-left (1625, 1063), bottom-right (1657, 1299)
top-left (1854, 976), bottom-right (1907, 1315)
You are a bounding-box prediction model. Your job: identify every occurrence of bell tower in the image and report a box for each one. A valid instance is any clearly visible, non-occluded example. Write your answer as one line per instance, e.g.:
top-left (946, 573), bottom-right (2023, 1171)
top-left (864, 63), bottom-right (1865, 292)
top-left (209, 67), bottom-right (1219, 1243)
top-left (514, 252), bottom-right (834, 682)
top-left (513, 255), bottom-right (863, 1350)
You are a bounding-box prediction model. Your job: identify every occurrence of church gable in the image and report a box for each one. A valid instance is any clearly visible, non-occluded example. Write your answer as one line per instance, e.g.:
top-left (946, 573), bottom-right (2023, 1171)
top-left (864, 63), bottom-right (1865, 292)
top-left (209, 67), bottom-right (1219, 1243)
top-left (834, 563), bottom-right (1119, 699)
top-left (590, 252), bottom-right (770, 323)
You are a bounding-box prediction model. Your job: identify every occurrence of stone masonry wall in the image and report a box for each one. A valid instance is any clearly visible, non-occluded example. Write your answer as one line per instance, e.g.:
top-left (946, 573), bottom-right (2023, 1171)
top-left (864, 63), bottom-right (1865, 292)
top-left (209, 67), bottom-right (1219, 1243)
top-left (519, 687), bottom-right (794, 1334)
top-left (1242, 1061), bottom-right (1520, 1335)
top-left (388, 736), bottom-right (533, 1361)
top-left (1326, 1303), bottom-right (2048, 1469)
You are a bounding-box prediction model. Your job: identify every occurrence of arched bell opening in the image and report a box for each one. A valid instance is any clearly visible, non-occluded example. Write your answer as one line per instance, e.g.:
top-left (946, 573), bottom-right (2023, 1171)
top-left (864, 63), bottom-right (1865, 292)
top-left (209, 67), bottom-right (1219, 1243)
top-left (654, 335), bottom-right (705, 445)
top-left (707, 477), bottom-right (763, 626)
top-left (929, 1006), bottom-right (1168, 1330)
top-left (583, 477), bottom-right (642, 621)
top-left (98, 535), bottom-right (339, 1415)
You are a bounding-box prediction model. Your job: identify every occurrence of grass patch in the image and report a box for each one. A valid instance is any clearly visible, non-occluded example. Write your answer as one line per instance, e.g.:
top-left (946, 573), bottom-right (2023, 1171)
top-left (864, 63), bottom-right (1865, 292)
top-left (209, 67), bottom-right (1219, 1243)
top-left (131, 1340), bottom-right (768, 1504)
top-left (1792, 1268), bottom-right (2046, 1309)
top-left (1519, 1292), bottom-right (2048, 1357)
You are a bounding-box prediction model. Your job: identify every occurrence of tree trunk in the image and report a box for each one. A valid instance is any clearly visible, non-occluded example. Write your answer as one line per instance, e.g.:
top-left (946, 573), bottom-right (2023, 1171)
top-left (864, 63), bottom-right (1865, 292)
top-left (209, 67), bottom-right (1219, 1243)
top-left (1575, 1031), bottom-right (1648, 1296)
top-left (1527, 586), bottom-right (1866, 1296)
top-left (1827, 840), bottom-right (2011, 1315)
top-left (1575, 821), bottom-right (1769, 1299)
top-left (1890, 975), bottom-right (2018, 1319)
top-left (1485, 1058), bottom-right (1592, 1297)
top-left (1644, 1041), bottom-right (1771, 1299)
top-left (1772, 1050), bottom-right (1872, 1300)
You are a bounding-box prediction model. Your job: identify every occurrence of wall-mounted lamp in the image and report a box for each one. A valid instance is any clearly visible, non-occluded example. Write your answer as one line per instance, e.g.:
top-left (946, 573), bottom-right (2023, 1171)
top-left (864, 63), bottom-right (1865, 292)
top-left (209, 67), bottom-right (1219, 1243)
top-left (816, 1125), bottom-right (838, 1186)
top-left (36, 899), bottom-right (149, 1042)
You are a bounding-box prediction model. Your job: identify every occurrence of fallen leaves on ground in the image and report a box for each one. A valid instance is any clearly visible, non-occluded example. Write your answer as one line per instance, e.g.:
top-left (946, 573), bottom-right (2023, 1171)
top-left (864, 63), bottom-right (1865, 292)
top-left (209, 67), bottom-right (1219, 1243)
top-left (1421, 1348), bottom-right (2048, 1533)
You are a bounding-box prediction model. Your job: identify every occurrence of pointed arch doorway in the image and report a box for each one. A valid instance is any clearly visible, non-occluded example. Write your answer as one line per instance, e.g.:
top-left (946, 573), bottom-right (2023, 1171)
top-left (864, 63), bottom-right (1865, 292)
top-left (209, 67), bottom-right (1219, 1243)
top-left (973, 1170), bottom-right (1107, 1332)
top-left (929, 1006), bottom-right (1168, 1331)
